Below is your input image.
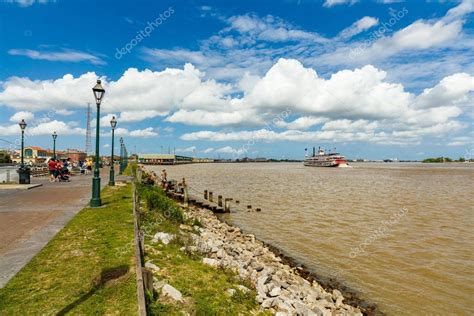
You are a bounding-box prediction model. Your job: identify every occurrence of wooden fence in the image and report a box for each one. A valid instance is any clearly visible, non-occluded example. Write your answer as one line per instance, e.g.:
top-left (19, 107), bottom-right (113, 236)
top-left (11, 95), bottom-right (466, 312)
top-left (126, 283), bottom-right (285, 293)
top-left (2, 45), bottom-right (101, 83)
top-left (132, 172), bottom-right (148, 316)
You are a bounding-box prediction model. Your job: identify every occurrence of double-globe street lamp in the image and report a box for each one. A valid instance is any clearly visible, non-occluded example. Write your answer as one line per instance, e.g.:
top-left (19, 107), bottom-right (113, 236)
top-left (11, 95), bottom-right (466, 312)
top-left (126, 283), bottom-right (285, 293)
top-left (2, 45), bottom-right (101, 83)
top-left (52, 131), bottom-right (57, 159)
top-left (90, 79), bottom-right (105, 207)
top-left (109, 116), bottom-right (117, 186)
top-left (18, 119), bottom-right (30, 184)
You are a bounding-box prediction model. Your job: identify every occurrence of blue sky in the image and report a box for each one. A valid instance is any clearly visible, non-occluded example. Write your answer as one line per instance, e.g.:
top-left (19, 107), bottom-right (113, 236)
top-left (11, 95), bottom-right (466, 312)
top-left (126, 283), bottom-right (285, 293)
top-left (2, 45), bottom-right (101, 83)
top-left (0, 0), bottom-right (473, 160)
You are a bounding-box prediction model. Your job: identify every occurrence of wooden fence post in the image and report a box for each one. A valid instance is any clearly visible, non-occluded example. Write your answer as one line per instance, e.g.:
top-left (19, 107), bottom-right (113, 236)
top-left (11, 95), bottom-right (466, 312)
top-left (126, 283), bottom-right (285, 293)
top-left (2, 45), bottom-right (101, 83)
top-left (142, 267), bottom-right (154, 293)
top-left (183, 178), bottom-right (189, 207)
top-left (133, 181), bottom-right (147, 316)
top-left (137, 167), bottom-right (142, 182)
top-left (224, 198), bottom-right (231, 212)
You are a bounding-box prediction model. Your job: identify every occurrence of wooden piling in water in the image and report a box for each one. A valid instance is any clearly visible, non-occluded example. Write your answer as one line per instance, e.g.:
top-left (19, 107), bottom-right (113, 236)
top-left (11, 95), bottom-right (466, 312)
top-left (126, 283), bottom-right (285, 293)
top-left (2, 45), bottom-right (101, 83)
top-left (247, 205), bottom-right (252, 211)
top-left (256, 207), bottom-right (261, 212)
top-left (204, 190), bottom-right (208, 200)
top-left (218, 195), bottom-right (223, 207)
top-left (209, 192), bottom-right (213, 202)
top-left (224, 198), bottom-right (231, 212)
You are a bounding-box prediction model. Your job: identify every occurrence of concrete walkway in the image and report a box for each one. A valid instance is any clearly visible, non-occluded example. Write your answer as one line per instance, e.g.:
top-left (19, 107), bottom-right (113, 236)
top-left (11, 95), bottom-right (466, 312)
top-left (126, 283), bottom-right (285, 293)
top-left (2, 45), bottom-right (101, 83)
top-left (0, 183), bottom-right (43, 190)
top-left (0, 168), bottom-right (118, 288)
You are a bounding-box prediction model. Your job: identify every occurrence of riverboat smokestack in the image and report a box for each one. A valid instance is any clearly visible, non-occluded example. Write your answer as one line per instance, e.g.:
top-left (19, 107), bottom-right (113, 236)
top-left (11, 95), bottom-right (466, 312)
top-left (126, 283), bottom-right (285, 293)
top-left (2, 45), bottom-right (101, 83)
top-left (312, 147), bottom-right (315, 157)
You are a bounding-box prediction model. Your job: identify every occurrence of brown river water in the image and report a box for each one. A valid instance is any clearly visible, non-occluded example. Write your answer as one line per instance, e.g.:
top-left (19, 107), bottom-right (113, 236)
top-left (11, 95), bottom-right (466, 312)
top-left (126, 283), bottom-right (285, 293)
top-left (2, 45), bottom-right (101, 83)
top-left (149, 162), bottom-right (474, 315)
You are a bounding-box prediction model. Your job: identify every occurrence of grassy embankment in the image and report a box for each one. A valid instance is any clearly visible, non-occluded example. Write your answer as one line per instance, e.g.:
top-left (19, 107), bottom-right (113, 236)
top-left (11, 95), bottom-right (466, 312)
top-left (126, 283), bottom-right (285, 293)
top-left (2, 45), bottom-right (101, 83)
top-left (137, 182), bottom-right (265, 315)
top-left (0, 183), bottom-right (138, 314)
top-left (0, 162), bottom-right (265, 315)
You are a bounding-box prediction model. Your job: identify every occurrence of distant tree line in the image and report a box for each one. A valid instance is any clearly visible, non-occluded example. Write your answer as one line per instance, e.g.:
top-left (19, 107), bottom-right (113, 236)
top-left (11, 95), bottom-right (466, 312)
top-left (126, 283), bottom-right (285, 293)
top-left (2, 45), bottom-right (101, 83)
top-left (422, 157), bottom-right (470, 163)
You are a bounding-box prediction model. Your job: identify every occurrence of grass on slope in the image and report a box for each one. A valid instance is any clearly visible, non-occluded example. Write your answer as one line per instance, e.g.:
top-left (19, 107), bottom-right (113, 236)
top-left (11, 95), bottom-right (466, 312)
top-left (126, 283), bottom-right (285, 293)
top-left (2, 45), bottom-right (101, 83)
top-left (138, 184), bottom-right (267, 315)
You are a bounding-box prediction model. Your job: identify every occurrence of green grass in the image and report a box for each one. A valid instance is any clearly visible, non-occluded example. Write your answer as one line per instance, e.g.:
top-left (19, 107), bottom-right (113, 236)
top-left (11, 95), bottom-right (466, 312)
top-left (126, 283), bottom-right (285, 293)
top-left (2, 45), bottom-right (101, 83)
top-left (137, 184), bottom-right (266, 316)
top-left (0, 184), bottom-right (138, 315)
top-left (146, 242), bottom-right (260, 315)
top-left (0, 179), bottom-right (266, 315)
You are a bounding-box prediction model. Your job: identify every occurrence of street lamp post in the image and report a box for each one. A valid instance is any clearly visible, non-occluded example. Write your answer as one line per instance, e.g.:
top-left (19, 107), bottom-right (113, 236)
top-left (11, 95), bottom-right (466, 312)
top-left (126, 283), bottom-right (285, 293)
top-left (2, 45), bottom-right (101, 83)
top-left (90, 79), bottom-right (105, 207)
top-left (18, 119), bottom-right (30, 184)
top-left (123, 145), bottom-right (127, 170)
top-left (52, 131), bottom-right (57, 159)
top-left (125, 146), bottom-right (128, 167)
top-left (19, 119), bottom-right (26, 168)
top-left (119, 137), bottom-right (124, 175)
top-left (109, 116), bottom-right (117, 186)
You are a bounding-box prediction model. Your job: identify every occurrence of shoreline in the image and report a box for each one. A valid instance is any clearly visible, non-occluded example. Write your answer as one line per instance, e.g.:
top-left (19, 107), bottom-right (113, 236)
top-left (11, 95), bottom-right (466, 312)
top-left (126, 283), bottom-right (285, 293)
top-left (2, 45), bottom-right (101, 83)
top-left (166, 189), bottom-right (381, 315)
top-left (215, 216), bottom-right (383, 316)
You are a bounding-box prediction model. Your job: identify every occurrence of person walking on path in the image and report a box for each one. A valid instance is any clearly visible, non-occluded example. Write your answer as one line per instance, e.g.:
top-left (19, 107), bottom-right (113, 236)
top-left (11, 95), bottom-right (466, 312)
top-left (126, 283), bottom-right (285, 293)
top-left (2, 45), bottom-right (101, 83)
top-left (54, 160), bottom-right (63, 181)
top-left (48, 158), bottom-right (56, 182)
top-left (86, 159), bottom-right (92, 175)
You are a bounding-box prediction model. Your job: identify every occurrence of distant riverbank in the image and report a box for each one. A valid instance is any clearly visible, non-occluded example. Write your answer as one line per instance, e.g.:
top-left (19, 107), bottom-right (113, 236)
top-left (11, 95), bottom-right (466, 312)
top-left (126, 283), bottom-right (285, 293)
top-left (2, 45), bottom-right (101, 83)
top-left (422, 156), bottom-right (472, 163)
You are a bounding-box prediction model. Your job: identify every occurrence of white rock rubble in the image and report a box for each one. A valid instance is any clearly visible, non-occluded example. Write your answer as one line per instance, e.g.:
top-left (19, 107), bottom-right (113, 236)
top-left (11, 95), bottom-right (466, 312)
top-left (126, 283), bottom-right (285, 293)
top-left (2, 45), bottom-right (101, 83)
top-left (179, 205), bottom-right (363, 315)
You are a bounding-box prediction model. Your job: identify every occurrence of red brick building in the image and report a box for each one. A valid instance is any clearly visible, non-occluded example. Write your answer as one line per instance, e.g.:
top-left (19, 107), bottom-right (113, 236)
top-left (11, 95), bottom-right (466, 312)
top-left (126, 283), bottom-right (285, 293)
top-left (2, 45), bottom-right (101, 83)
top-left (66, 149), bottom-right (87, 161)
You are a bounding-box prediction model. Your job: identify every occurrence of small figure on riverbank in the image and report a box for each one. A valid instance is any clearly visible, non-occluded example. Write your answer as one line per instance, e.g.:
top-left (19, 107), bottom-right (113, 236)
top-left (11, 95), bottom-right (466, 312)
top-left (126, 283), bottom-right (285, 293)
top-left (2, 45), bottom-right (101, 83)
top-left (176, 178), bottom-right (186, 193)
top-left (161, 169), bottom-right (167, 188)
top-left (143, 174), bottom-right (155, 186)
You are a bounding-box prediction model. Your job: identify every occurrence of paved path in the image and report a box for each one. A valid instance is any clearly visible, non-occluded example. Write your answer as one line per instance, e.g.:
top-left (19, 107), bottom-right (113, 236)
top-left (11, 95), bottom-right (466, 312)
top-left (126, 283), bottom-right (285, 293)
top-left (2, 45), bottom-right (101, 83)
top-left (0, 169), bottom-right (117, 288)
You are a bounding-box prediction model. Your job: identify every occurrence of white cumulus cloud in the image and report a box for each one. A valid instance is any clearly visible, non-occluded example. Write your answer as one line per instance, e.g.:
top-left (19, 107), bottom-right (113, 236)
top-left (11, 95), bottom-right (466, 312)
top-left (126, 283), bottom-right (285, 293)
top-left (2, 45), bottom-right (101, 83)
top-left (0, 120), bottom-right (86, 136)
top-left (323, 0), bottom-right (358, 8)
top-left (338, 16), bottom-right (379, 39)
top-left (129, 127), bottom-right (158, 137)
top-left (176, 146), bottom-right (197, 153)
top-left (8, 48), bottom-right (105, 65)
top-left (1, 57), bottom-right (472, 146)
top-left (9, 111), bottom-right (34, 122)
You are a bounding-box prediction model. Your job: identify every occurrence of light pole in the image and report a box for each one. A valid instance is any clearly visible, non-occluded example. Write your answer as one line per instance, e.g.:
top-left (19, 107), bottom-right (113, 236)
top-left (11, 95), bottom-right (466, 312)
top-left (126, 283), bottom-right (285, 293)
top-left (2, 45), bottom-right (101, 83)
top-left (124, 145), bottom-right (128, 169)
top-left (109, 116), bottom-right (117, 186)
top-left (19, 119), bottom-right (26, 168)
top-left (18, 119), bottom-right (30, 184)
top-left (90, 79), bottom-right (105, 207)
top-left (119, 137), bottom-right (124, 175)
top-left (52, 131), bottom-right (57, 159)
